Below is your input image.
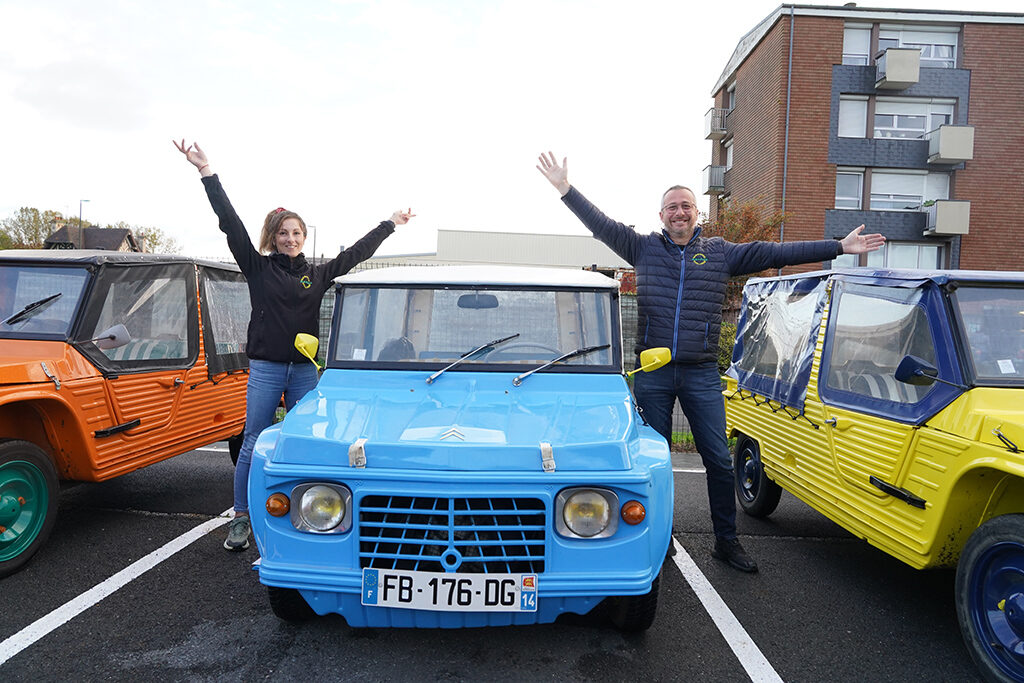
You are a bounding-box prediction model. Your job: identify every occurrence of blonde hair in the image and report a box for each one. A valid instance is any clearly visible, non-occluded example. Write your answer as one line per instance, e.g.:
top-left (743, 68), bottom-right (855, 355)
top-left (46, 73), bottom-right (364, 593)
top-left (258, 207), bottom-right (307, 254)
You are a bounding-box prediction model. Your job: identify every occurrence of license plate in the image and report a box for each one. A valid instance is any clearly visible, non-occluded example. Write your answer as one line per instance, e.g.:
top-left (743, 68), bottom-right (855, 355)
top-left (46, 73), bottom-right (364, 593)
top-left (361, 568), bottom-right (538, 612)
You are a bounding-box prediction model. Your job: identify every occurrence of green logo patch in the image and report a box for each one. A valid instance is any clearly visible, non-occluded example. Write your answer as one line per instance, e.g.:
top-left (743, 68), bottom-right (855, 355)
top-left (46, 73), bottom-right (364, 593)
top-left (300, 275), bottom-right (312, 289)
top-left (691, 252), bottom-right (708, 266)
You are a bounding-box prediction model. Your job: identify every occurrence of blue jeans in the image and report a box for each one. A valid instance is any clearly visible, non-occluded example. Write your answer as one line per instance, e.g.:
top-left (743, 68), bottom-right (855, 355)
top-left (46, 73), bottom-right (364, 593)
top-left (234, 359), bottom-right (319, 513)
top-left (633, 362), bottom-right (736, 541)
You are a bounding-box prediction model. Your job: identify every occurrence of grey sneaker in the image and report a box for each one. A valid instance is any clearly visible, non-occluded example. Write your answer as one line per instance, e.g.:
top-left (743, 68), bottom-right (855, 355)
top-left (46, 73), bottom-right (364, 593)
top-left (224, 516), bottom-right (251, 551)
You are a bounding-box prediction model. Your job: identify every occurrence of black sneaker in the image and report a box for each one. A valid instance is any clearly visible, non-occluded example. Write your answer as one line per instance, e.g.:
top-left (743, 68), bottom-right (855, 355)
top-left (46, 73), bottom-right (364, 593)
top-left (711, 538), bottom-right (758, 573)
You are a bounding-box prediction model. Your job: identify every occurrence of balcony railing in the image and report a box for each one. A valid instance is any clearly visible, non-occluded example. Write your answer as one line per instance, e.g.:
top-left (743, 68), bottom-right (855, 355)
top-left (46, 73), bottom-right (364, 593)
top-left (705, 108), bottom-right (729, 140)
top-left (923, 200), bottom-right (970, 236)
top-left (875, 47), bottom-right (920, 90)
top-left (703, 165), bottom-right (725, 196)
top-left (926, 125), bottom-right (975, 164)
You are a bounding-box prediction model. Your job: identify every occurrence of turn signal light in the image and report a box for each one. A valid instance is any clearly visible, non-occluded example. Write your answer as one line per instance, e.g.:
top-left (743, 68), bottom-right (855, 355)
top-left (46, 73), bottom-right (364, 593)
top-left (620, 500), bottom-right (646, 525)
top-left (266, 493), bottom-right (290, 517)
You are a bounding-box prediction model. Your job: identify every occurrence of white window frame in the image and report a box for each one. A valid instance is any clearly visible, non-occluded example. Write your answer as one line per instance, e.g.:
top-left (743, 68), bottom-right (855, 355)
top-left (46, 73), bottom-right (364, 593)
top-left (866, 241), bottom-right (944, 269)
top-left (878, 26), bottom-right (958, 68)
top-left (835, 169), bottom-right (864, 210)
top-left (724, 139), bottom-right (733, 171)
top-left (869, 170), bottom-right (949, 211)
top-left (874, 98), bottom-right (955, 140)
top-left (843, 25), bottom-right (871, 66)
top-left (839, 96), bottom-right (868, 138)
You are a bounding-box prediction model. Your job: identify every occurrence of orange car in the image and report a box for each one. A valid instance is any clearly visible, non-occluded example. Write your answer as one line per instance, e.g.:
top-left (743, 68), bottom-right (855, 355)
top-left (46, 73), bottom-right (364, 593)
top-left (0, 250), bottom-right (250, 577)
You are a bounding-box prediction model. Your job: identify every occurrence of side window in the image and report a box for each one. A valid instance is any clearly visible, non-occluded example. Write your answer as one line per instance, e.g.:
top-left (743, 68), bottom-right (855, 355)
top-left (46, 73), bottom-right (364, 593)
top-left (825, 284), bottom-right (936, 403)
top-left (80, 264), bottom-right (197, 369)
top-left (201, 267), bottom-right (250, 375)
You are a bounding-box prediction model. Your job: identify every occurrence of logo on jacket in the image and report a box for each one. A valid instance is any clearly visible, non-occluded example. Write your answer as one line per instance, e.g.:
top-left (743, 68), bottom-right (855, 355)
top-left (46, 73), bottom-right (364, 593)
top-left (691, 252), bottom-right (708, 266)
top-left (299, 275), bottom-right (312, 289)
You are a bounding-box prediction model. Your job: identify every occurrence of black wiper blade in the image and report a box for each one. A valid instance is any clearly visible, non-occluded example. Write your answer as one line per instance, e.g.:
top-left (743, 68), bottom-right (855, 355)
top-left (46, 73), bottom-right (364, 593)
top-left (3, 293), bottom-right (62, 326)
top-left (425, 333), bottom-right (520, 384)
top-left (512, 344), bottom-right (611, 386)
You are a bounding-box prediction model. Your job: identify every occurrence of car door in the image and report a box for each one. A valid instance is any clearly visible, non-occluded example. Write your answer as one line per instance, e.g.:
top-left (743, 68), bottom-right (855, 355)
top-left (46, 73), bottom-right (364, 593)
top-left (74, 261), bottom-right (199, 474)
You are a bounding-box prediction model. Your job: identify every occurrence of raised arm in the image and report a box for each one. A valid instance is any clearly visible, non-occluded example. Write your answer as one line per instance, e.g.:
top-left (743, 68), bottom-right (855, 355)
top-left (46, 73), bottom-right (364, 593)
top-left (839, 224), bottom-right (886, 254)
top-left (536, 152), bottom-right (571, 196)
top-left (173, 139), bottom-right (214, 178)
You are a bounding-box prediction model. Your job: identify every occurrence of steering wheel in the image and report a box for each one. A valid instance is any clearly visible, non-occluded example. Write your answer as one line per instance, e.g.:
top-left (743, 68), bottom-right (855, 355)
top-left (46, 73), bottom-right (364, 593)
top-left (484, 341), bottom-right (561, 360)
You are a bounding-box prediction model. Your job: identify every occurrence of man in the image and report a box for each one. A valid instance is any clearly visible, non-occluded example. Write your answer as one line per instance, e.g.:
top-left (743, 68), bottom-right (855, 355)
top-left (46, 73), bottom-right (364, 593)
top-left (536, 151), bottom-right (884, 572)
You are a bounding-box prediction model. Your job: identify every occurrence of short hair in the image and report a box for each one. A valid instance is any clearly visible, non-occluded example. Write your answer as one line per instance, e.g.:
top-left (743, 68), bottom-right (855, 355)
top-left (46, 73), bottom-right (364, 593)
top-left (258, 207), bottom-right (307, 254)
top-left (661, 185), bottom-right (697, 207)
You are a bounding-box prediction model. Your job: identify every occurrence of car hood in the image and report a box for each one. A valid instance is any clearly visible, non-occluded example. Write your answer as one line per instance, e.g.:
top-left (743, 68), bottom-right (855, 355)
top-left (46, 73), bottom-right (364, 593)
top-left (927, 387), bottom-right (1024, 451)
top-left (268, 369), bottom-right (646, 471)
top-left (0, 340), bottom-right (97, 386)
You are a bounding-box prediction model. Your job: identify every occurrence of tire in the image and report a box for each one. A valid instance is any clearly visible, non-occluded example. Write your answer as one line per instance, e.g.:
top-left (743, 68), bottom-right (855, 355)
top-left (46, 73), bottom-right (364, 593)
top-left (0, 440), bottom-right (59, 578)
top-left (267, 585), bottom-right (316, 622)
top-left (606, 573), bottom-right (660, 632)
top-left (228, 431), bottom-right (244, 467)
top-left (734, 436), bottom-right (782, 518)
top-left (955, 514), bottom-right (1024, 682)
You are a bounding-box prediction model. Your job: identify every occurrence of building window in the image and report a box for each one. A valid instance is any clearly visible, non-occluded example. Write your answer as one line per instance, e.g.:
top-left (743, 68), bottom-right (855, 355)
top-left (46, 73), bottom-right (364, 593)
top-left (835, 171), bottom-right (863, 209)
top-left (727, 85), bottom-right (736, 111)
top-left (869, 171), bottom-right (949, 211)
top-left (874, 99), bottom-right (954, 139)
top-left (843, 26), bottom-right (871, 65)
top-left (877, 28), bottom-right (958, 68)
top-left (839, 96), bottom-right (868, 138)
top-left (866, 242), bottom-right (943, 269)
top-left (724, 140), bottom-right (733, 171)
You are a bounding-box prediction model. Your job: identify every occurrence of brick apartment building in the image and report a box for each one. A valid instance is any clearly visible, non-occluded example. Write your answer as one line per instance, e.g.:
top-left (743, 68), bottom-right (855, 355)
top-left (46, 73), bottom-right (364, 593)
top-left (704, 4), bottom-right (1024, 272)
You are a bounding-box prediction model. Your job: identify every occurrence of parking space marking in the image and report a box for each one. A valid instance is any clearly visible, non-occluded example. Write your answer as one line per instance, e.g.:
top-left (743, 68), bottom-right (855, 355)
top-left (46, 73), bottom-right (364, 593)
top-left (671, 538), bottom-right (783, 683)
top-left (0, 509), bottom-right (232, 666)
top-left (673, 467), bottom-right (706, 473)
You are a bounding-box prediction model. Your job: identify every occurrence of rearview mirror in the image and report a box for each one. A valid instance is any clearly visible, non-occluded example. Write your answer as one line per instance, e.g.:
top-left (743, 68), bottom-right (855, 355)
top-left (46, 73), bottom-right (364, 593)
top-left (627, 347), bottom-right (671, 376)
top-left (90, 324), bottom-right (131, 350)
top-left (294, 333), bottom-right (321, 370)
top-left (458, 293), bottom-right (499, 309)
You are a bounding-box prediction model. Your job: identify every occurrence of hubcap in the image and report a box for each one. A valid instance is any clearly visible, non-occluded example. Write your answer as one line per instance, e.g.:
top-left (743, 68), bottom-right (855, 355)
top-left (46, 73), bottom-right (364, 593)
top-left (0, 460), bottom-right (49, 562)
top-left (970, 540), bottom-right (1024, 676)
top-left (740, 448), bottom-right (760, 502)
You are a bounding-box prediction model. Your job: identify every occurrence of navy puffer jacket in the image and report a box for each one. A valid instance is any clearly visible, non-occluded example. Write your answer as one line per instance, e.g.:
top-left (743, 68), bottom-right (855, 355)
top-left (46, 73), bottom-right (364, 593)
top-left (562, 187), bottom-right (841, 364)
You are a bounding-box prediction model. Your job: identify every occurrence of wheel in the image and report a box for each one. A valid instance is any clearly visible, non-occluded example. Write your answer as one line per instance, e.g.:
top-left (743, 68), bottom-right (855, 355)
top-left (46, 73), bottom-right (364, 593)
top-left (267, 585), bottom-right (316, 622)
top-left (0, 440), bottom-right (59, 578)
top-left (955, 514), bottom-right (1024, 682)
top-left (606, 573), bottom-right (660, 632)
top-left (734, 436), bottom-right (782, 518)
top-left (228, 431), bottom-right (244, 467)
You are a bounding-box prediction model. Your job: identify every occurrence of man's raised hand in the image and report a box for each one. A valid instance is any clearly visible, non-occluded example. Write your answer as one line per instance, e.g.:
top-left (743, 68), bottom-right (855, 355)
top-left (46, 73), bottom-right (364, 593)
top-left (536, 152), bottom-right (570, 196)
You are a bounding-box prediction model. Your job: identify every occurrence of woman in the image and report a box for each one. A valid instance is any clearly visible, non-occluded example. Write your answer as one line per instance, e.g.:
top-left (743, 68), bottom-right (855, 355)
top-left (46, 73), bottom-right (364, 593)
top-left (174, 139), bottom-right (415, 551)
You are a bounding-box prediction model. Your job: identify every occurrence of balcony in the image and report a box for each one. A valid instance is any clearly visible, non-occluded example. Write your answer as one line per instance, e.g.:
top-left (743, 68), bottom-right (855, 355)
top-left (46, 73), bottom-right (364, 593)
top-left (705, 108), bottom-right (729, 140)
top-left (875, 48), bottom-right (920, 90)
top-left (923, 200), bottom-right (970, 236)
top-left (703, 165), bottom-right (725, 196)
top-left (927, 125), bottom-right (975, 164)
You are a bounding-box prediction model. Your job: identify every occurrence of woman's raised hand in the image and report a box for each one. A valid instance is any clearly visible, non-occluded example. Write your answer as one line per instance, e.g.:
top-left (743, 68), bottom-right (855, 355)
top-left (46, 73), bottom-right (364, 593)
top-left (173, 139), bottom-right (211, 174)
top-left (536, 151), bottom-right (570, 196)
top-left (390, 209), bottom-right (416, 225)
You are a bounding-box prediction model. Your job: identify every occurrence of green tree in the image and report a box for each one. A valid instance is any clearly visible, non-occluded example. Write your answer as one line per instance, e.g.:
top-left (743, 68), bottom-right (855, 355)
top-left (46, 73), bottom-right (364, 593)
top-left (0, 207), bottom-right (70, 249)
top-left (123, 223), bottom-right (181, 254)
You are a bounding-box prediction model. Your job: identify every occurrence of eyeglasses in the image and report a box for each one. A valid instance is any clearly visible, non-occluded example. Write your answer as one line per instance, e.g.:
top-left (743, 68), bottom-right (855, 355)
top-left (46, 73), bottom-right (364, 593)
top-left (661, 203), bottom-right (696, 214)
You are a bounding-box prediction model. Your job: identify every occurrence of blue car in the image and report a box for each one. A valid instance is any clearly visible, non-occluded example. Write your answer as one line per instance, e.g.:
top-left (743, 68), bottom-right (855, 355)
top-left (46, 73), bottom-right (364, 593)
top-left (248, 265), bottom-right (672, 630)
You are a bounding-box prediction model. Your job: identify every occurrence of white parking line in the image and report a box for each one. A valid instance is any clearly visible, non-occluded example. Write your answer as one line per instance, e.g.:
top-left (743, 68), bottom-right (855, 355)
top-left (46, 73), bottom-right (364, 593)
top-left (673, 467), bottom-right (706, 473)
top-left (0, 509), bottom-right (232, 666)
top-left (671, 538), bottom-right (783, 683)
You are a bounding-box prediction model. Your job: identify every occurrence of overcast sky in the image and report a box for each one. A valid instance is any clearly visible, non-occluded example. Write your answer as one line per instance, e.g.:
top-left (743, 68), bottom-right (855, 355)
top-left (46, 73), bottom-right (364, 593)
top-left (1, 0), bottom-right (1019, 260)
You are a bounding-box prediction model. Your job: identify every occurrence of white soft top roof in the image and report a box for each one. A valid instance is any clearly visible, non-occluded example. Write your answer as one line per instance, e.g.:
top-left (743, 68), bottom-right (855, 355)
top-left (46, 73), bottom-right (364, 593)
top-left (334, 265), bottom-right (619, 289)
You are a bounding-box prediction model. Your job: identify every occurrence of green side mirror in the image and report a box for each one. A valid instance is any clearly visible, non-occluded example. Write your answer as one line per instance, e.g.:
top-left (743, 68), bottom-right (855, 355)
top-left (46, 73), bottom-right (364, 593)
top-left (294, 333), bottom-right (322, 370)
top-left (626, 347), bottom-right (671, 376)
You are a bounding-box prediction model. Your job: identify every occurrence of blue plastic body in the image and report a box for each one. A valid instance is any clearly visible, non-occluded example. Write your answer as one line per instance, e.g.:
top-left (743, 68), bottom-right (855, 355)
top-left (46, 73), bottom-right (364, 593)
top-left (249, 369), bottom-right (672, 628)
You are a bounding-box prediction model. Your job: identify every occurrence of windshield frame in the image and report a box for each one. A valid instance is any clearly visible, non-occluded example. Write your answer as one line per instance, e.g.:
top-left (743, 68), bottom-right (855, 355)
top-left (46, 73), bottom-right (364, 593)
top-left (326, 282), bottom-right (623, 375)
top-left (949, 283), bottom-right (1024, 388)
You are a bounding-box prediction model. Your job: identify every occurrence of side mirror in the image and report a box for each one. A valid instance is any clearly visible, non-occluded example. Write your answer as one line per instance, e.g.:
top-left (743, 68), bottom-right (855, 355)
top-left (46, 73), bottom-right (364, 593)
top-left (294, 333), bottom-right (322, 370)
top-left (90, 324), bottom-right (131, 350)
top-left (627, 347), bottom-right (671, 376)
top-left (894, 354), bottom-right (966, 390)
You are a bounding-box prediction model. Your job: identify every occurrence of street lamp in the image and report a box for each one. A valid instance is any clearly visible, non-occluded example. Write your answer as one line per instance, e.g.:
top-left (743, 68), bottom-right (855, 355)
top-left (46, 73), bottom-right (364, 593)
top-left (79, 199), bottom-right (90, 229)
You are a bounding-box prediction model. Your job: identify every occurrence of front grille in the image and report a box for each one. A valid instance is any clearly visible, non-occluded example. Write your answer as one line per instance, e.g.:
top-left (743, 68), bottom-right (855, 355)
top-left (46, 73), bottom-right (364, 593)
top-left (359, 495), bottom-right (546, 573)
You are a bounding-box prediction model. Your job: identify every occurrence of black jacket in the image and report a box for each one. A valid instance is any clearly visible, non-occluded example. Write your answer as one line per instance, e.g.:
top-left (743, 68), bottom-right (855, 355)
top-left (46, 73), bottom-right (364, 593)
top-left (202, 174), bottom-right (395, 363)
top-left (562, 187), bottom-right (841, 364)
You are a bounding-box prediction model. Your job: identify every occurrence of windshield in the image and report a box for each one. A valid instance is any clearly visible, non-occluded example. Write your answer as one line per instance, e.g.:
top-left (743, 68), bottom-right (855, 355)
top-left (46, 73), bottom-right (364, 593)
top-left (332, 285), bottom-right (617, 372)
top-left (954, 285), bottom-right (1024, 384)
top-left (0, 265), bottom-right (90, 337)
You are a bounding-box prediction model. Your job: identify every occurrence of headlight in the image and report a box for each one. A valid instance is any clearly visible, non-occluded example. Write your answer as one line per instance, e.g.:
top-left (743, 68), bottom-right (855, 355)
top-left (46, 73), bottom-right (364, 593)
top-left (556, 488), bottom-right (619, 539)
top-left (289, 483), bottom-right (352, 533)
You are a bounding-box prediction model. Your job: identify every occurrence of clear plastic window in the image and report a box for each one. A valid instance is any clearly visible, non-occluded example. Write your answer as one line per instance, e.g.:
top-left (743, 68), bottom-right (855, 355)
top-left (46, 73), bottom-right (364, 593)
top-left (205, 278), bottom-right (249, 356)
top-left (0, 265), bottom-right (90, 335)
top-left (91, 276), bottom-right (190, 362)
top-left (955, 286), bottom-right (1024, 382)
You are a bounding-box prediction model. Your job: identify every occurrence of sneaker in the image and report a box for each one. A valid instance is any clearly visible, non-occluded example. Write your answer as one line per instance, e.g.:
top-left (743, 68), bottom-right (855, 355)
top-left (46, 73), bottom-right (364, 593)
top-left (711, 538), bottom-right (758, 573)
top-left (224, 515), bottom-right (251, 551)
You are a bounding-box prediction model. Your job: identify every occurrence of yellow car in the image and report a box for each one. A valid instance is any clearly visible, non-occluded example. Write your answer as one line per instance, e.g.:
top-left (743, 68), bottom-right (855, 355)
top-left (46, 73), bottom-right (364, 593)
top-left (723, 268), bottom-right (1024, 682)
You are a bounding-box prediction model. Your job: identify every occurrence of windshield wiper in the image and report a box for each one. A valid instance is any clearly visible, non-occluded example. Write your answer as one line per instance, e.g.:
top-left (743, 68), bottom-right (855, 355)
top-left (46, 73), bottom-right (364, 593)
top-left (3, 293), bottom-right (62, 326)
top-left (512, 344), bottom-right (611, 386)
top-left (425, 333), bottom-right (520, 384)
